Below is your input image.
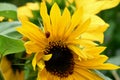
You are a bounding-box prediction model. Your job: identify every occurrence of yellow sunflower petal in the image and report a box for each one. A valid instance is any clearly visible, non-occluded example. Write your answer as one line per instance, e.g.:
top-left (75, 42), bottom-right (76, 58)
top-left (71, 7), bottom-right (83, 30)
top-left (92, 63), bottom-right (120, 70)
top-left (75, 0), bottom-right (92, 8)
top-left (78, 39), bottom-right (98, 47)
top-left (87, 15), bottom-right (109, 32)
top-left (69, 18), bottom-right (91, 40)
top-left (58, 7), bottom-right (71, 39)
top-left (64, 75), bottom-right (74, 80)
top-left (32, 52), bottom-right (44, 70)
top-left (84, 23), bottom-right (108, 44)
top-left (17, 18), bottom-right (45, 43)
top-left (74, 68), bottom-right (103, 80)
top-left (77, 55), bottom-right (119, 70)
top-left (42, 54), bottom-right (52, 61)
top-left (26, 2), bottom-right (39, 10)
top-left (50, 3), bottom-right (61, 37)
top-left (37, 73), bottom-right (41, 80)
top-left (53, 76), bottom-right (61, 80)
top-left (24, 41), bottom-right (42, 54)
top-left (32, 53), bottom-right (38, 70)
top-left (17, 6), bottom-right (33, 18)
top-left (75, 0), bottom-right (119, 14)
top-left (38, 68), bottom-right (48, 80)
top-left (37, 60), bottom-right (45, 70)
top-left (98, 0), bottom-right (120, 11)
top-left (76, 55), bottom-right (108, 67)
top-left (83, 47), bottom-right (106, 56)
top-left (75, 0), bottom-right (103, 14)
top-left (74, 0), bottom-right (88, 10)
top-left (18, 15), bottom-right (29, 21)
top-left (81, 16), bottom-right (109, 43)
top-left (85, 1), bottom-right (104, 14)
top-left (67, 39), bottom-right (98, 48)
top-left (82, 18), bottom-right (109, 44)
top-left (68, 45), bottom-right (87, 59)
top-left (40, 2), bottom-right (51, 32)
top-left (73, 72), bottom-right (87, 80)
top-left (65, 7), bottom-right (83, 37)
top-left (81, 32), bottom-right (104, 44)
top-left (47, 73), bottom-right (55, 80)
top-left (86, 15), bottom-right (109, 33)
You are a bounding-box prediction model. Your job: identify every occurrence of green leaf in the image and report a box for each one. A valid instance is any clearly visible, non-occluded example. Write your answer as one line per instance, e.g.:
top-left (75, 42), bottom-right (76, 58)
top-left (0, 3), bottom-right (17, 20)
top-left (0, 3), bottom-right (17, 11)
top-left (93, 70), bottom-right (112, 80)
top-left (0, 11), bottom-right (17, 20)
top-left (0, 21), bottom-right (22, 39)
top-left (0, 35), bottom-right (25, 56)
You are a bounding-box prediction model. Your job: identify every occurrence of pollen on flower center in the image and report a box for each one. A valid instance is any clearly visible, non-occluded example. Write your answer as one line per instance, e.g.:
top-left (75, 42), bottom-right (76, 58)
top-left (44, 41), bottom-right (74, 78)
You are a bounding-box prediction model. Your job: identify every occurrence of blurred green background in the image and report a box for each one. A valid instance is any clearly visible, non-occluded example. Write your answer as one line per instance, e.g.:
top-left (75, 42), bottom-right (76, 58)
top-left (98, 3), bottom-right (120, 80)
top-left (0, 0), bottom-right (120, 80)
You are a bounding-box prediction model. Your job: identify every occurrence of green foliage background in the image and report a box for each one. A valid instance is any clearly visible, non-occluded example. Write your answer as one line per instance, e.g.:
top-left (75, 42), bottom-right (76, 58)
top-left (0, 0), bottom-right (120, 80)
top-left (98, 4), bottom-right (120, 79)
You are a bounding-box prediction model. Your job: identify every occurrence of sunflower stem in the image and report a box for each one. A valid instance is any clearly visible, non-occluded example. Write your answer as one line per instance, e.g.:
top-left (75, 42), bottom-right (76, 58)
top-left (111, 70), bottom-right (120, 80)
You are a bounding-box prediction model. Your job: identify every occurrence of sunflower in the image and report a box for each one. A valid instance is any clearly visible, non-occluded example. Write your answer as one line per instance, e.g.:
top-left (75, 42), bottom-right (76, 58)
top-left (17, 2), bottom-right (39, 21)
top-left (66, 0), bottom-right (120, 10)
top-left (0, 57), bottom-right (24, 80)
top-left (36, 46), bottom-right (119, 80)
top-left (73, 0), bottom-right (120, 14)
top-left (17, 2), bottom-right (119, 80)
top-left (66, 0), bottom-right (120, 44)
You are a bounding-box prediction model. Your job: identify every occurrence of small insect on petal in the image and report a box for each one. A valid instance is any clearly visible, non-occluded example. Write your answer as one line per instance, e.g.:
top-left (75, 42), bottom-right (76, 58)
top-left (45, 31), bottom-right (50, 38)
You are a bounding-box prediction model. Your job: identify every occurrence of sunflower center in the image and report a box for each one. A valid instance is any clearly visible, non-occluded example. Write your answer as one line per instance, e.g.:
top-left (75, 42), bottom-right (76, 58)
top-left (44, 41), bottom-right (74, 78)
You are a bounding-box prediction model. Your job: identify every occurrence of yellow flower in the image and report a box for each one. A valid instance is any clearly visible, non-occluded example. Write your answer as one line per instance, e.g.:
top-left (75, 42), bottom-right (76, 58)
top-left (17, 2), bottom-right (119, 80)
top-left (26, 2), bottom-right (39, 10)
top-left (0, 16), bottom-right (4, 22)
top-left (42, 0), bottom-right (119, 44)
top-left (72, 0), bottom-right (119, 44)
top-left (74, 0), bottom-right (120, 14)
top-left (66, 0), bottom-right (119, 14)
top-left (17, 2), bottom-right (39, 20)
top-left (0, 57), bottom-right (24, 80)
top-left (17, 6), bottom-right (33, 19)
top-left (37, 47), bottom-right (119, 80)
